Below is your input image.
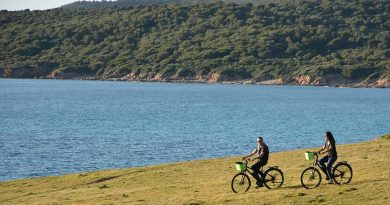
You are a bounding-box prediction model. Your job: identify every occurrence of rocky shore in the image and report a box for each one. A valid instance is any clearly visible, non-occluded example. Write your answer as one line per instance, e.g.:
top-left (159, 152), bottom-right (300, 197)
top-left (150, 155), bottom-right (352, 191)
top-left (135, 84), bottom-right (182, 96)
top-left (41, 71), bottom-right (390, 88)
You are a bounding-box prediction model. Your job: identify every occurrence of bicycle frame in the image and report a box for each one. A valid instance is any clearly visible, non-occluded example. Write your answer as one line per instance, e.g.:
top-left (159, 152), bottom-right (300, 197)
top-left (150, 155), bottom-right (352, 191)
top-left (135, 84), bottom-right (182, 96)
top-left (240, 161), bottom-right (265, 181)
top-left (311, 153), bottom-right (321, 168)
top-left (310, 153), bottom-right (349, 175)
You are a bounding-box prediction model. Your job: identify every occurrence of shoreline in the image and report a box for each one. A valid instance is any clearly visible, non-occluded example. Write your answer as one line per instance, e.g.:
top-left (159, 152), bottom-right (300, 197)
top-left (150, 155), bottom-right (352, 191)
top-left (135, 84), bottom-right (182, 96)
top-left (1, 76), bottom-right (389, 88)
top-left (1, 134), bottom-right (388, 183)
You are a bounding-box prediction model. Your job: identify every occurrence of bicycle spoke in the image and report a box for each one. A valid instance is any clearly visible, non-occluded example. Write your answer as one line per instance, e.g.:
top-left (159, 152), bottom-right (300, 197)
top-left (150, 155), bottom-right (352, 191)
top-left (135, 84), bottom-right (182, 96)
top-left (264, 168), bottom-right (284, 189)
top-left (231, 173), bottom-right (251, 193)
top-left (301, 167), bottom-right (321, 189)
top-left (239, 175), bottom-right (246, 185)
top-left (333, 163), bottom-right (352, 184)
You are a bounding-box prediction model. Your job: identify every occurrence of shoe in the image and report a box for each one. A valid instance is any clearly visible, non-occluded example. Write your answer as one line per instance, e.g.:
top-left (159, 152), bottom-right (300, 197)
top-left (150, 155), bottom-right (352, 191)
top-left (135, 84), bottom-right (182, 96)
top-left (327, 180), bottom-right (334, 184)
top-left (255, 181), bottom-right (264, 188)
top-left (325, 177), bottom-right (329, 180)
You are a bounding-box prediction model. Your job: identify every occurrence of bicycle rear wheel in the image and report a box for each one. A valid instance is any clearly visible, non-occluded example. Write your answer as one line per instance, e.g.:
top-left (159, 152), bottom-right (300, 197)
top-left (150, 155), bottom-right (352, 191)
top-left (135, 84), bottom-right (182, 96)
top-left (301, 167), bottom-right (322, 189)
top-left (333, 162), bottom-right (353, 184)
top-left (231, 173), bottom-right (251, 193)
top-left (263, 168), bottom-right (284, 189)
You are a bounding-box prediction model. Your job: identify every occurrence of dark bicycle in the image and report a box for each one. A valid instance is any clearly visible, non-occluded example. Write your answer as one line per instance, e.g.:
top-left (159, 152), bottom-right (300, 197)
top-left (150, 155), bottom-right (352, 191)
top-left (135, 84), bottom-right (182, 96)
top-left (231, 160), bottom-right (284, 193)
top-left (300, 152), bottom-right (353, 189)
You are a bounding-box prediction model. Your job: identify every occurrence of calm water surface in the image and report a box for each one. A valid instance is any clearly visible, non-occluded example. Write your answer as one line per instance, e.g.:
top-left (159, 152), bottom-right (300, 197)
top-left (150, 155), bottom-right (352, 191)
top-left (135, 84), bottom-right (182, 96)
top-left (0, 79), bottom-right (389, 181)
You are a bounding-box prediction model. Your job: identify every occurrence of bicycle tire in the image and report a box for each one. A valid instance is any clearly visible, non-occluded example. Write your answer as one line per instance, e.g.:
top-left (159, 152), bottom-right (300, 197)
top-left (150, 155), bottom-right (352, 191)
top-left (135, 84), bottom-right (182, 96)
top-left (263, 167), bottom-right (284, 189)
top-left (301, 167), bottom-right (322, 189)
top-left (333, 162), bottom-right (353, 184)
top-left (231, 173), bottom-right (251, 193)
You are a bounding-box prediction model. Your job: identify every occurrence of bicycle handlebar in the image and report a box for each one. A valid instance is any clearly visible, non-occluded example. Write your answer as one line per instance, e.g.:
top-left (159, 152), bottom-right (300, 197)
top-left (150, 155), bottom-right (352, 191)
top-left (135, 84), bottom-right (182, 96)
top-left (313, 152), bottom-right (319, 161)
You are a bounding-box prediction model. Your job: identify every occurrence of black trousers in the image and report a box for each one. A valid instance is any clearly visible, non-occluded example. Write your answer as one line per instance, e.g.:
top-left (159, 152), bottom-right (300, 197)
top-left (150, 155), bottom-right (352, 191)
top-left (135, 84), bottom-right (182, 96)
top-left (250, 159), bottom-right (268, 183)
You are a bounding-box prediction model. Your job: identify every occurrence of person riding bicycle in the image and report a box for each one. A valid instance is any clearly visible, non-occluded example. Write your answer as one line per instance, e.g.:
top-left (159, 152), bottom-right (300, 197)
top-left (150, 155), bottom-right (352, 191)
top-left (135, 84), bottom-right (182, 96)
top-left (316, 131), bottom-right (338, 184)
top-left (242, 136), bottom-right (269, 188)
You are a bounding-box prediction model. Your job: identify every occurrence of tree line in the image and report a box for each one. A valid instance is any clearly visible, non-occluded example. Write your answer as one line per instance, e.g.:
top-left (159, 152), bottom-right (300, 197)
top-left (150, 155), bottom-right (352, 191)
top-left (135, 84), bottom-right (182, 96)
top-left (62, 0), bottom-right (283, 9)
top-left (0, 0), bottom-right (389, 83)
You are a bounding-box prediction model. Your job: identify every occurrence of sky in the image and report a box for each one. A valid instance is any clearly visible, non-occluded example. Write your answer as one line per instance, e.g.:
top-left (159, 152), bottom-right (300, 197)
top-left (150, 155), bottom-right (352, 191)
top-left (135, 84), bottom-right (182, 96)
top-left (0, 0), bottom-right (105, 11)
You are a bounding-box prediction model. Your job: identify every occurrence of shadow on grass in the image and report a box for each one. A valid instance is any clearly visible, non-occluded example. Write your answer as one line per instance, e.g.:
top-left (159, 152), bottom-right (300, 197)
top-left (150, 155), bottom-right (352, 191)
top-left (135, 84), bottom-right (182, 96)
top-left (87, 175), bottom-right (122, 185)
top-left (184, 200), bottom-right (206, 205)
top-left (281, 184), bottom-right (304, 189)
top-left (86, 169), bottom-right (149, 185)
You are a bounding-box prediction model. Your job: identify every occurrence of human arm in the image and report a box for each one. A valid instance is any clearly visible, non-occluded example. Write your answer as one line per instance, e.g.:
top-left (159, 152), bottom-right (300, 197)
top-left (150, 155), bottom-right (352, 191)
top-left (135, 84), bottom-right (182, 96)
top-left (252, 148), bottom-right (264, 160)
top-left (317, 144), bottom-right (326, 154)
top-left (242, 148), bottom-right (257, 161)
top-left (319, 142), bottom-right (333, 154)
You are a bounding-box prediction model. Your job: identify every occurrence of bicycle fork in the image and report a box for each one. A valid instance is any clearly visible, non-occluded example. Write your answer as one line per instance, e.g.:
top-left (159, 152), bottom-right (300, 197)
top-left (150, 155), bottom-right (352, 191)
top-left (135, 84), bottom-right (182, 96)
top-left (240, 174), bottom-right (246, 185)
top-left (310, 169), bottom-right (316, 179)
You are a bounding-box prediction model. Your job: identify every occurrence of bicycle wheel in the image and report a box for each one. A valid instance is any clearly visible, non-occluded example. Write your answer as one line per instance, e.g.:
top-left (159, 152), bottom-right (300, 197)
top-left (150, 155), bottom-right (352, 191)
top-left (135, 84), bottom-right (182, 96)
top-left (263, 168), bottom-right (284, 189)
top-left (231, 173), bottom-right (251, 193)
top-left (301, 167), bottom-right (322, 189)
top-left (333, 162), bottom-right (353, 184)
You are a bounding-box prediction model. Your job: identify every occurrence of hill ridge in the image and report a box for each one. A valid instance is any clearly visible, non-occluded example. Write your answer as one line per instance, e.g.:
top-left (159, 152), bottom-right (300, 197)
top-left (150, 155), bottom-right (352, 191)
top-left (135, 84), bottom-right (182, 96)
top-left (61, 0), bottom-right (284, 9)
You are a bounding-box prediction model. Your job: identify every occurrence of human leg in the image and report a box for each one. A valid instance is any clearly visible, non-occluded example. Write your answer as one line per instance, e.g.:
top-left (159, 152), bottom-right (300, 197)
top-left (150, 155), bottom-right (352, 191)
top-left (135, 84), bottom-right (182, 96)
top-left (318, 156), bottom-right (329, 177)
top-left (252, 160), bottom-right (267, 187)
top-left (326, 156), bottom-right (337, 182)
top-left (250, 161), bottom-right (263, 184)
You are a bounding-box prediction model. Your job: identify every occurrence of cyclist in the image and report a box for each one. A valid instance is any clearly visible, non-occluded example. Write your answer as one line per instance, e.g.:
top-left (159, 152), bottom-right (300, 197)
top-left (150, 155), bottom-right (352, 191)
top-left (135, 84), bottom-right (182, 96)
top-left (316, 131), bottom-right (338, 184)
top-left (242, 136), bottom-right (269, 188)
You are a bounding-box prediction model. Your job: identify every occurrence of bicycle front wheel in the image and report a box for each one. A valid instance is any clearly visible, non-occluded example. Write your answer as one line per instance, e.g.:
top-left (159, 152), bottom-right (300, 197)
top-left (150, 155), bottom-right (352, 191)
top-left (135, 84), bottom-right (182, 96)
top-left (263, 168), bottom-right (284, 189)
top-left (231, 173), bottom-right (251, 193)
top-left (333, 162), bottom-right (353, 184)
top-left (301, 167), bottom-right (322, 189)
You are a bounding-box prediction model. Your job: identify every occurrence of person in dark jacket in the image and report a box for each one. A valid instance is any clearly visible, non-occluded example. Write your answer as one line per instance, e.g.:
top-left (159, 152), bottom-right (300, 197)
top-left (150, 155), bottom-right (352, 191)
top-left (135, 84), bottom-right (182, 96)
top-left (242, 136), bottom-right (269, 188)
top-left (317, 131), bottom-right (338, 184)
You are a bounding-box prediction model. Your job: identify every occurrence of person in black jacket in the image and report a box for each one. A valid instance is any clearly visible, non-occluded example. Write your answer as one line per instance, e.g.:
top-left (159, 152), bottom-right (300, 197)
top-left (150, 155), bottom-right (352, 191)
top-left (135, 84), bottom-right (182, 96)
top-left (317, 131), bottom-right (338, 184)
top-left (242, 136), bottom-right (269, 188)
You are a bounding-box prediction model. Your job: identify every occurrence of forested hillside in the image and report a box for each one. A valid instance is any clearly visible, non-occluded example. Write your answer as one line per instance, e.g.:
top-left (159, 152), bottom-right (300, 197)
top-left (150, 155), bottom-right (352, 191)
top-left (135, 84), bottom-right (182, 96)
top-left (1, 0), bottom-right (389, 87)
top-left (62, 0), bottom-right (283, 9)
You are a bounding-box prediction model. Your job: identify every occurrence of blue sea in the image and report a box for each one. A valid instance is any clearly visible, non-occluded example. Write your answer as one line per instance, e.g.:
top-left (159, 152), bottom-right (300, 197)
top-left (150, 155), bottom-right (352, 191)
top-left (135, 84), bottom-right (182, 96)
top-left (0, 79), bottom-right (389, 181)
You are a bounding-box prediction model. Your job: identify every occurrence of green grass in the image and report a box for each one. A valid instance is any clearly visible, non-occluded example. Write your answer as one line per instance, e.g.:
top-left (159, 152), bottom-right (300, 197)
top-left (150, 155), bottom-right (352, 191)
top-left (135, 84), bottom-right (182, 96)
top-left (1, 134), bottom-right (389, 205)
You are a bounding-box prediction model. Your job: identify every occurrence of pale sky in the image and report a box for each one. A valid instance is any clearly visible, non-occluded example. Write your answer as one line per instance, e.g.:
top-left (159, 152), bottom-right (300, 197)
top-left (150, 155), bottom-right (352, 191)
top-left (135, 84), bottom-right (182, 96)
top-left (0, 0), bottom-right (105, 11)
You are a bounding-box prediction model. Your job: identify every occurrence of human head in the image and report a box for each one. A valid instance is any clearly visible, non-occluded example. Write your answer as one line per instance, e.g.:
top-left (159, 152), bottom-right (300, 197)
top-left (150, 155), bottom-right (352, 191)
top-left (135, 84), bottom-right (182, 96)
top-left (257, 136), bottom-right (263, 144)
top-left (325, 131), bottom-right (335, 143)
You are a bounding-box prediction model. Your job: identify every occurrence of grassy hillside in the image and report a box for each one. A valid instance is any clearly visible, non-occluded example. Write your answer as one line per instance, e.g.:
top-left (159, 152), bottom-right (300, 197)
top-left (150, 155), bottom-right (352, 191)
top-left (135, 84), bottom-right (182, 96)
top-left (0, 134), bottom-right (389, 204)
top-left (1, 0), bottom-right (389, 87)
